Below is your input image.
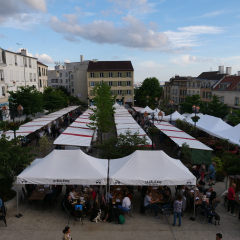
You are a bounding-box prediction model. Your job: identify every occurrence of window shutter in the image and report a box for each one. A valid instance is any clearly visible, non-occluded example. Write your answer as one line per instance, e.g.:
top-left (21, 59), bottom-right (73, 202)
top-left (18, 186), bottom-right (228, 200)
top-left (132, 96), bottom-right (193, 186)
top-left (122, 72), bottom-right (126, 78)
top-left (113, 90), bottom-right (117, 96)
top-left (113, 81), bottom-right (117, 87)
top-left (122, 81), bottom-right (126, 87)
top-left (113, 72), bottom-right (117, 78)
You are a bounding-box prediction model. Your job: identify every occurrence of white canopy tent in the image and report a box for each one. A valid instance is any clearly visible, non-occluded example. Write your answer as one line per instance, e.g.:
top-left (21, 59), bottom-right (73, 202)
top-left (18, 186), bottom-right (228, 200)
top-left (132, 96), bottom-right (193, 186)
top-left (163, 111), bottom-right (185, 121)
top-left (109, 150), bottom-right (196, 186)
top-left (17, 150), bottom-right (108, 185)
top-left (140, 106), bottom-right (154, 114)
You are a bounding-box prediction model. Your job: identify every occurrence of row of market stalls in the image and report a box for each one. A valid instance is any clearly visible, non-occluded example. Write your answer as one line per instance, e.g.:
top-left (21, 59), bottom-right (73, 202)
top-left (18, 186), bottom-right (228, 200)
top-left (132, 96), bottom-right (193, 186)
top-left (53, 108), bottom-right (96, 150)
top-left (2, 106), bottom-right (80, 140)
top-left (113, 103), bottom-right (153, 146)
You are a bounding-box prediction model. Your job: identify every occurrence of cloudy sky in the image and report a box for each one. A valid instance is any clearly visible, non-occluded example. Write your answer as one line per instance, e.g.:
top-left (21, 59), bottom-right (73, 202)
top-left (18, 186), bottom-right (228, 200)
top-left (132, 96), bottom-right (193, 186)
top-left (0, 0), bottom-right (240, 82)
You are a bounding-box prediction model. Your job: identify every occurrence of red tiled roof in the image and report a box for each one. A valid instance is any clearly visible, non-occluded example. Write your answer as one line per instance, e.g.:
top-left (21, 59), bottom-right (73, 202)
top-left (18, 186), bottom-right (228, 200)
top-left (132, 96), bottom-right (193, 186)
top-left (37, 61), bottom-right (48, 67)
top-left (213, 76), bottom-right (240, 91)
top-left (87, 61), bottom-right (133, 71)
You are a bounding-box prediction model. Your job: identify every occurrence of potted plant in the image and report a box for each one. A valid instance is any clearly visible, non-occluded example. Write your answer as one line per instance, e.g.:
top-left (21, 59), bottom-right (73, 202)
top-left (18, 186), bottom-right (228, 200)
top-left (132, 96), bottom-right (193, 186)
top-left (191, 116), bottom-right (200, 122)
top-left (148, 127), bottom-right (159, 136)
top-left (212, 157), bottom-right (225, 182)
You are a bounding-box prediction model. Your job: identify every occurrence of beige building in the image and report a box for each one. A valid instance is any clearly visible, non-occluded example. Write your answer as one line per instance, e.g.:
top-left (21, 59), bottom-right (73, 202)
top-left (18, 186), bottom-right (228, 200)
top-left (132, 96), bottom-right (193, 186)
top-left (87, 61), bottom-right (134, 106)
top-left (37, 61), bottom-right (48, 92)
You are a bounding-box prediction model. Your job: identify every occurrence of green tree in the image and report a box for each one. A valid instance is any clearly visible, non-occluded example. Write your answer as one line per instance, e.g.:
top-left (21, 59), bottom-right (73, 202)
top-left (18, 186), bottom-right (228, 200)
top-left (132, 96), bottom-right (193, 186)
top-left (227, 109), bottom-right (240, 126)
top-left (8, 86), bottom-right (43, 117)
top-left (179, 94), bottom-right (204, 113)
top-left (181, 142), bottom-right (192, 164)
top-left (55, 86), bottom-right (71, 96)
top-left (42, 87), bottom-right (69, 112)
top-left (99, 130), bottom-right (149, 159)
top-left (202, 95), bottom-right (230, 119)
top-left (88, 82), bottom-right (116, 143)
top-left (135, 77), bottom-right (163, 108)
top-left (68, 95), bottom-right (87, 108)
top-left (39, 135), bottom-right (52, 157)
top-left (0, 135), bottom-right (36, 197)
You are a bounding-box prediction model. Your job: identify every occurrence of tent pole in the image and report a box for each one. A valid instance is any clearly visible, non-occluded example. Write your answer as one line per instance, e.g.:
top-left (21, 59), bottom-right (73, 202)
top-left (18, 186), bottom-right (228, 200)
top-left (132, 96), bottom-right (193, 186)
top-left (194, 187), bottom-right (196, 218)
top-left (17, 184), bottom-right (19, 215)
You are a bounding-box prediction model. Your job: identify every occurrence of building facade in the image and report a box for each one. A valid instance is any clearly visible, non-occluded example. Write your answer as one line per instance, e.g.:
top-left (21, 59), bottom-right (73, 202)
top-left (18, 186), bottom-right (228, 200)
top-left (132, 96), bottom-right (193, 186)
top-left (87, 61), bottom-right (134, 106)
top-left (37, 61), bottom-right (48, 92)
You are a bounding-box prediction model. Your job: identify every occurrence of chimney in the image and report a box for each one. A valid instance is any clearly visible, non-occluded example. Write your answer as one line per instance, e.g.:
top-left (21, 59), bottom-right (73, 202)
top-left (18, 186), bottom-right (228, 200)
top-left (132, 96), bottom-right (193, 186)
top-left (21, 49), bottom-right (28, 56)
top-left (226, 67), bottom-right (232, 76)
top-left (238, 71), bottom-right (240, 76)
top-left (80, 55), bottom-right (83, 63)
top-left (218, 66), bottom-right (224, 74)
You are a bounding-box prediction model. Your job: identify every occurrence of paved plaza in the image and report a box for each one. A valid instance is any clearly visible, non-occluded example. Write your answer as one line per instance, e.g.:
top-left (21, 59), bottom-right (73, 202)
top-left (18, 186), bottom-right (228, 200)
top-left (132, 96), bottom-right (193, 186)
top-left (1, 180), bottom-right (240, 240)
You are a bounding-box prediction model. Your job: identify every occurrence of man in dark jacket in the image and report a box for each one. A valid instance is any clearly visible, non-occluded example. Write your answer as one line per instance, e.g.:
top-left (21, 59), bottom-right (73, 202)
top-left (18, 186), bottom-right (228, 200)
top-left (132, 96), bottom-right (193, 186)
top-left (201, 198), bottom-right (215, 223)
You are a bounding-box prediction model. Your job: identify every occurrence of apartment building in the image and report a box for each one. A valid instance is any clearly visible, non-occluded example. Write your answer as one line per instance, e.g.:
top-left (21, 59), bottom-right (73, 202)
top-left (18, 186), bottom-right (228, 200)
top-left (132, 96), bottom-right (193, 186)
top-left (48, 56), bottom-right (90, 102)
top-left (0, 48), bottom-right (38, 106)
top-left (212, 75), bottom-right (240, 109)
top-left (37, 61), bottom-right (48, 92)
top-left (87, 61), bottom-right (134, 106)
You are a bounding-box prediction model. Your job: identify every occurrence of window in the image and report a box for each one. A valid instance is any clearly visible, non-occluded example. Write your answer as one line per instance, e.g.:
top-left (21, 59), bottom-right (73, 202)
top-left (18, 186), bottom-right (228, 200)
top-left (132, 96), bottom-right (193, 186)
top-left (99, 72), bottom-right (104, 77)
top-left (90, 81), bottom-right (95, 87)
top-left (220, 96), bottom-right (224, 103)
top-left (118, 81), bottom-right (122, 86)
top-left (2, 86), bottom-right (5, 96)
top-left (38, 67), bottom-right (41, 77)
top-left (60, 73), bottom-right (62, 77)
top-left (175, 97), bottom-right (177, 102)
top-left (118, 72), bottom-right (122, 77)
top-left (118, 90), bottom-right (122, 95)
top-left (108, 72), bottom-right (113, 78)
top-left (188, 83), bottom-right (191, 87)
top-left (109, 81), bottom-right (113, 86)
top-left (71, 75), bottom-right (73, 79)
top-left (90, 72), bottom-right (95, 78)
top-left (30, 73), bottom-right (32, 82)
top-left (208, 82), bottom-right (211, 87)
top-left (72, 89), bottom-right (74, 93)
top-left (34, 73), bottom-right (36, 82)
top-left (24, 58), bottom-right (27, 67)
top-left (235, 98), bottom-right (239, 106)
top-left (71, 82), bottom-right (74, 86)
top-left (193, 90), bottom-right (195, 95)
top-left (51, 79), bottom-right (58, 83)
top-left (172, 89), bottom-right (174, 94)
top-left (66, 79), bottom-right (68, 84)
top-left (15, 55), bottom-right (17, 66)
top-left (127, 90), bottom-right (131, 95)
top-left (180, 90), bottom-right (182, 95)
top-left (39, 79), bottom-right (42, 88)
top-left (193, 82), bottom-right (195, 87)
top-left (110, 90), bottom-right (114, 95)
top-left (175, 89), bottom-right (177, 94)
top-left (197, 91), bottom-right (199, 95)
top-left (127, 81), bottom-right (131, 86)
top-left (203, 82), bottom-right (205, 87)
top-left (60, 79), bottom-right (62, 83)
top-left (203, 91), bottom-right (205, 98)
top-left (65, 72), bottom-right (68, 77)
top-left (127, 72), bottom-right (131, 77)
top-left (29, 59), bottom-right (31, 68)
top-left (197, 83), bottom-right (200, 87)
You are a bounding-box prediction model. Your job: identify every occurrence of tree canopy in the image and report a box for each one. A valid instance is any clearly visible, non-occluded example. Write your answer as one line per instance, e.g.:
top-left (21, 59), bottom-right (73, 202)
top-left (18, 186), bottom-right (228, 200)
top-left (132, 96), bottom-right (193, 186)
top-left (99, 130), bottom-right (148, 159)
top-left (55, 86), bottom-right (71, 96)
top-left (202, 95), bottom-right (230, 119)
top-left (227, 109), bottom-right (240, 126)
top-left (88, 81), bottom-right (116, 143)
top-left (0, 135), bottom-right (36, 197)
top-left (179, 94), bottom-right (204, 113)
top-left (134, 77), bottom-right (163, 108)
top-left (42, 87), bottom-right (69, 112)
top-left (8, 86), bottom-right (43, 117)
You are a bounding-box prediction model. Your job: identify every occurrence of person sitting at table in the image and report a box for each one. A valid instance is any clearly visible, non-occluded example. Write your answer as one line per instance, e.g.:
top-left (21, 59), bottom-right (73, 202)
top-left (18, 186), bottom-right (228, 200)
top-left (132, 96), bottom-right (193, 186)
top-left (201, 198), bottom-right (215, 224)
top-left (64, 195), bottom-right (75, 213)
top-left (162, 190), bottom-right (173, 209)
top-left (118, 193), bottom-right (131, 213)
top-left (144, 191), bottom-right (162, 219)
top-left (204, 187), bottom-right (213, 198)
top-left (69, 188), bottom-right (78, 200)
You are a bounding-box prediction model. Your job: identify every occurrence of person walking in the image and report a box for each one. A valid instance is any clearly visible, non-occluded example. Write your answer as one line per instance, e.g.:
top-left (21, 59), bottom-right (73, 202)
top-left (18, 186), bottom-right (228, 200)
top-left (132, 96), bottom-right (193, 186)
top-left (228, 183), bottom-right (236, 216)
top-left (208, 162), bottom-right (216, 186)
top-left (62, 226), bottom-right (72, 240)
top-left (173, 194), bottom-right (183, 227)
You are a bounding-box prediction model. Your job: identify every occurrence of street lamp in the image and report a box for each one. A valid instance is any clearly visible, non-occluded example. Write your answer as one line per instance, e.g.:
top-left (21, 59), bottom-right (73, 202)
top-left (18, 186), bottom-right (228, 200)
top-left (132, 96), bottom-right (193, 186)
top-left (169, 100), bottom-right (174, 124)
top-left (192, 105), bottom-right (200, 137)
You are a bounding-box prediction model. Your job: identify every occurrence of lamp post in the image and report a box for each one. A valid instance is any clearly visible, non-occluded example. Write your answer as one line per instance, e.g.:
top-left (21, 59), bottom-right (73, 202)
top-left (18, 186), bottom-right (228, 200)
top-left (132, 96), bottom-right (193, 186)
top-left (192, 105), bottom-right (200, 137)
top-left (169, 100), bottom-right (174, 124)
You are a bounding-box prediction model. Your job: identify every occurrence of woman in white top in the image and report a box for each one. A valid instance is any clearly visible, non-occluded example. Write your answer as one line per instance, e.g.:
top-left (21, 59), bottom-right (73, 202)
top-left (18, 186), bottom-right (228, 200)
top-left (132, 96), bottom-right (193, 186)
top-left (62, 226), bottom-right (72, 240)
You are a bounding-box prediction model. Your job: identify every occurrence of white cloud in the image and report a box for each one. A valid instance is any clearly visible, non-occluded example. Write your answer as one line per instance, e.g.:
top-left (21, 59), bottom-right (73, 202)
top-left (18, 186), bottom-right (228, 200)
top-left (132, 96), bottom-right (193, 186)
top-left (64, 59), bottom-right (70, 63)
top-left (165, 25), bottom-right (224, 47)
top-left (49, 14), bottom-right (170, 50)
top-left (170, 55), bottom-right (223, 66)
top-left (101, 9), bottom-right (124, 16)
top-left (35, 53), bottom-right (54, 64)
top-left (201, 10), bottom-right (226, 18)
top-left (0, 0), bottom-right (47, 23)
